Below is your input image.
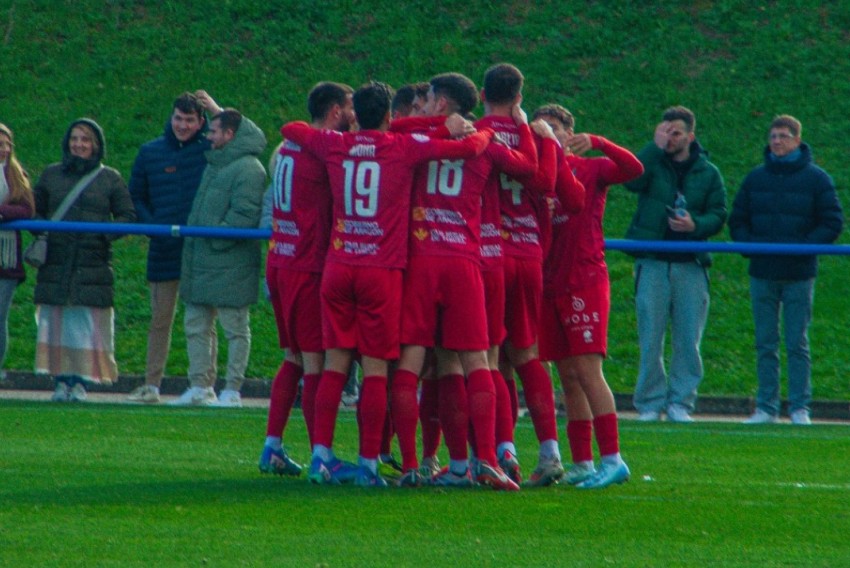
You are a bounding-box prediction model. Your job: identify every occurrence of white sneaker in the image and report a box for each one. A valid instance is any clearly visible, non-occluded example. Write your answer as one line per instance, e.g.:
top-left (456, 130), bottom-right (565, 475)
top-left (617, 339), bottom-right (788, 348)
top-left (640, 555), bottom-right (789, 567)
top-left (637, 410), bottom-right (661, 422)
top-left (213, 389), bottom-right (242, 408)
top-left (168, 386), bottom-right (217, 406)
top-left (742, 409), bottom-right (778, 424)
top-left (51, 381), bottom-right (70, 402)
top-left (127, 385), bottom-right (161, 404)
top-left (790, 409), bottom-right (811, 425)
top-left (666, 404), bottom-right (694, 423)
top-left (69, 382), bottom-right (88, 402)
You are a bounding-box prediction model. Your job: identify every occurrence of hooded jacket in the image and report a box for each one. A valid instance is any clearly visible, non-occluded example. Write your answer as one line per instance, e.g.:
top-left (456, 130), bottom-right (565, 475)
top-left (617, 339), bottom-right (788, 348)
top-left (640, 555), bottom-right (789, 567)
top-left (129, 116), bottom-right (210, 281)
top-left (729, 143), bottom-right (844, 280)
top-left (624, 141), bottom-right (727, 266)
top-left (179, 116), bottom-right (267, 307)
top-left (33, 118), bottom-right (136, 307)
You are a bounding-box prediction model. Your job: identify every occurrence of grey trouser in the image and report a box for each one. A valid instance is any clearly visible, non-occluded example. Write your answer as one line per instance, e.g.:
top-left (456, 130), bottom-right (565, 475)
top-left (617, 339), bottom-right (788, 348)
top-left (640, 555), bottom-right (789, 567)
top-left (633, 258), bottom-right (709, 413)
top-left (184, 302), bottom-right (250, 391)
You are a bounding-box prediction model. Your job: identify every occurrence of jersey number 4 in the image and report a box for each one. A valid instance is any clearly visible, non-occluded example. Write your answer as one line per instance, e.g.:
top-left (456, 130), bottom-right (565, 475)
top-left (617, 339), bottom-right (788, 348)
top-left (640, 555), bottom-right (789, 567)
top-left (343, 160), bottom-right (380, 217)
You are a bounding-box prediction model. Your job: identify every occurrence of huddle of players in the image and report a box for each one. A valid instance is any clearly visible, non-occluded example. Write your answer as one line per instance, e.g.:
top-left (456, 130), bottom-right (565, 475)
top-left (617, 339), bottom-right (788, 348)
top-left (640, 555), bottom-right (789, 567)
top-left (259, 62), bottom-right (643, 490)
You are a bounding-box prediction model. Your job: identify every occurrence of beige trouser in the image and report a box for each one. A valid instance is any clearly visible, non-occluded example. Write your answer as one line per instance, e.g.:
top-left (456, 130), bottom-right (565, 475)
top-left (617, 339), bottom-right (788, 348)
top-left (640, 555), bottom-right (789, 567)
top-left (144, 280), bottom-right (180, 387)
top-left (184, 302), bottom-right (251, 391)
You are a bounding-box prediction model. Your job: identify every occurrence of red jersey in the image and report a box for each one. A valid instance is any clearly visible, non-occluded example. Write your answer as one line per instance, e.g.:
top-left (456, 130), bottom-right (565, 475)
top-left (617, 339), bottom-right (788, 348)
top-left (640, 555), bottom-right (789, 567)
top-left (391, 116), bottom-right (538, 262)
top-left (279, 122), bottom-right (492, 269)
top-left (477, 116), bottom-right (559, 262)
top-left (266, 138), bottom-right (332, 273)
top-left (544, 135), bottom-right (643, 291)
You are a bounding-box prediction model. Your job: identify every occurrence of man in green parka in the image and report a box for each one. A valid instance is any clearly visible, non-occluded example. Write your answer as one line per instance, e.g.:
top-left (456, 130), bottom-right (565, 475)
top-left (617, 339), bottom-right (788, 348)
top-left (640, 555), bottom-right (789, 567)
top-left (171, 108), bottom-right (267, 407)
top-left (624, 106), bottom-right (726, 424)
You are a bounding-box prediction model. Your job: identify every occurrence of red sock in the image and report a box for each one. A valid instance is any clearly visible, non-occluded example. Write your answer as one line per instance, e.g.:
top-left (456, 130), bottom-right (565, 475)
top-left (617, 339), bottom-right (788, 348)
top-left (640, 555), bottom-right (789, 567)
top-left (491, 369), bottom-right (514, 446)
top-left (504, 374), bottom-right (519, 427)
top-left (419, 379), bottom-right (441, 458)
top-left (380, 410), bottom-right (394, 456)
top-left (390, 369), bottom-right (420, 470)
top-left (593, 413), bottom-right (620, 457)
top-left (301, 373), bottom-right (320, 448)
top-left (567, 420), bottom-right (594, 463)
top-left (311, 370), bottom-right (347, 449)
top-left (467, 368), bottom-right (497, 465)
top-left (265, 360), bottom-right (303, 437)
top-left (358, 375), bottom-right (388, 460)
top-left (437, 374), bottom-right (469, 461)
top-left (516, 359), bottom-right (558, 443)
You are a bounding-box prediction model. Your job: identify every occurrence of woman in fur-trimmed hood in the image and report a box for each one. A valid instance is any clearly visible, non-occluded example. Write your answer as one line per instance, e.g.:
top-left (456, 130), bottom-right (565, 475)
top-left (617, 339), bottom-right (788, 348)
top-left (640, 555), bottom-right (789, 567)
top-left (32, 118), bottom-right (136, 399)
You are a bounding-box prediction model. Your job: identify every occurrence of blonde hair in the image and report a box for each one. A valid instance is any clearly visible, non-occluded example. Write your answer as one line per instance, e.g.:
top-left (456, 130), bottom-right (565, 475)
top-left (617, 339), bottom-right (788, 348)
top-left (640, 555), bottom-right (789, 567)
top-left (71, 123), bottom-right (101, 155)
top-left (0, 123), bottom-right (34, 210)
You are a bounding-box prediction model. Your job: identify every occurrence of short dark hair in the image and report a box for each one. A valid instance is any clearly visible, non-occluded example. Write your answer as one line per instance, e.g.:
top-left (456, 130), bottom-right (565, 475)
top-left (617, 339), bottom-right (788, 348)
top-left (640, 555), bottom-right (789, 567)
top-left (307, 82), bottom-right (354, 122)
top-left (430, 73), bottom-right (479, 116)
top-left (533, 104), bottom-right (575, 130)
top-left (662, 105), bottom-right (696, 133)
top-left (391, 82), bottom-right (428, 116)
top-left (173, 92), bottom-right (205, 119)
top-left (770, 114), bottom-right (802, 137)
top-left (353, 81), bottom-right (393, 130)
top-left (212, 108), bottom-right (242, 134)
top-left (483, 63), bottom-right (523, 105)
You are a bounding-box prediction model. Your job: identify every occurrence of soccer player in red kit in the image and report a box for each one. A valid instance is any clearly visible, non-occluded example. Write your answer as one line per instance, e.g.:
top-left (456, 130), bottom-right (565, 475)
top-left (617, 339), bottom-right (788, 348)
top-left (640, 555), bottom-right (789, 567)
top-left (258, 82), bottom-right (355, 478)
top-left (388, 72), bottom-right (537, 490)
top-left (281, 81), bottom-right (493, 487)
top-left (534, 103), bottom-right (643, 489)
top-left (476, 63), bottom-right (585, 486)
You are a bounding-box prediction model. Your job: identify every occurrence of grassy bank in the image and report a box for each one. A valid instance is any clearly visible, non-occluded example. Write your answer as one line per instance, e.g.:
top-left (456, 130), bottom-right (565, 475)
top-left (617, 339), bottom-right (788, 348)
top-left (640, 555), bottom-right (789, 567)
top-left (2, 1), bottom-right (849, 399)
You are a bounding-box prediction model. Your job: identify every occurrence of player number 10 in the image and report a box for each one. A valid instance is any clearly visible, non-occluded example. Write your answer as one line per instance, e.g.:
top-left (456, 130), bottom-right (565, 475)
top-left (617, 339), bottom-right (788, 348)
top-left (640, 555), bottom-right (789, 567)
top-left (272, 154), bottom-right (295, 213)
top-left (342, 160), bottom-right (380, 217)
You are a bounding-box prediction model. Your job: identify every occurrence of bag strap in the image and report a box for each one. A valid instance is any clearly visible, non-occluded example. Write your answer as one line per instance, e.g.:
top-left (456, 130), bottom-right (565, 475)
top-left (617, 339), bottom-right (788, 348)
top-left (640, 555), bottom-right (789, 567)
top-left (51, 165), bottom-right (105, 221)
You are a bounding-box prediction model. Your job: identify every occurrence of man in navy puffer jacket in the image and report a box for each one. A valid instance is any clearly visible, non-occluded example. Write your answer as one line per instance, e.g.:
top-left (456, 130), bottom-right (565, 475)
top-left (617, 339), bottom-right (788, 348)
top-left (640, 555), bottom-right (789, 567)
top-left (729, 115), bottom-right (843, 425)
top-left (127, 91), bottom-right (221, 404)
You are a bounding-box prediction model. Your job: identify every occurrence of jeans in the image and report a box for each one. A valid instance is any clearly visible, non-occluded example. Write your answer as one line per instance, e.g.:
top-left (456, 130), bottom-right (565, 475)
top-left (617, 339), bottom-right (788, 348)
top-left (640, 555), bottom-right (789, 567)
top-left (750, 277), bottom-right (814, 415)
top-left (144, 280), bottom-right (179, 387)
top-left (0, 278), bottom-right (17, 369)
top-left (633, 258), bottom-right (710, 413)
top-left (184, 302), bottom-right (250, 391)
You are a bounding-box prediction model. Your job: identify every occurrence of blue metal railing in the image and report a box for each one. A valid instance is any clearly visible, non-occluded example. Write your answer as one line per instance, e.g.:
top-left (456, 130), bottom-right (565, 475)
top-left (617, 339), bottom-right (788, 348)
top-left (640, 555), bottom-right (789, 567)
top-left (5, 220), bottom-right (848, 256)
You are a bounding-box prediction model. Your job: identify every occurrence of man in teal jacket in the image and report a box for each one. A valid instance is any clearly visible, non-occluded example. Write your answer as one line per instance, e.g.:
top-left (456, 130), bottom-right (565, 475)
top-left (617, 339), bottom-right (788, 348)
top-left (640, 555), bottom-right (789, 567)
top-left (172, 108), bottom-right (267, 407)
top-left (624, 106), bottom-right (727, 423)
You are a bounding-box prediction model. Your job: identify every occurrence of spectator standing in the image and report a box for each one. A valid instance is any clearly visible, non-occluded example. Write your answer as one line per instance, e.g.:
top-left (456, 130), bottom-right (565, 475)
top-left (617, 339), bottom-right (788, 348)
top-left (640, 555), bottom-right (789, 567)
top-left (729, 115), bottom-right (843, 425)
top-left (33, 118), bottom-right (136, 401)
top-left (0, 124), bottom-right (35, 378)
top-left (624, 106), bottom-right (727, 423)
top-left (170, 109), bottom-right (267, 407)
top-left (126, 91), bottom-right (219, 404)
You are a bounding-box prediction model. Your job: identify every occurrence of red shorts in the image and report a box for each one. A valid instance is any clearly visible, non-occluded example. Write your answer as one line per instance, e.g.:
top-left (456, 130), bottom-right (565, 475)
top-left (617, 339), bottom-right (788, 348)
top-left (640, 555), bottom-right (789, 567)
top-left (482, 267), bottom-right (506, 347)
top-left (321, 262), bottom-right (403, 360)
top-left (266, 266), bottom-right (323, 353)
top-left (503, 255), bottom-right (542, 350)
top-left (400, 255), bottom-right (488, 351)
top-left (538, 280), bottom-right (610, 361)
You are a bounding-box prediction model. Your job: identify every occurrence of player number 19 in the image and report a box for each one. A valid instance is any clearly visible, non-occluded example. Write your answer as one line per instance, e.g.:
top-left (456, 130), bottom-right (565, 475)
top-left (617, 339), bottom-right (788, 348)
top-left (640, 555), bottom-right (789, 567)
top-left (343, 160), bottom-right (380, 217)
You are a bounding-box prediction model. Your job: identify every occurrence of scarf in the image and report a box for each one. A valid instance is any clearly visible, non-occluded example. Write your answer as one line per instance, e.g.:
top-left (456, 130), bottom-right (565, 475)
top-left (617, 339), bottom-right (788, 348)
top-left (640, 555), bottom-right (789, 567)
top-left (0, 163), bottom-right (15, 269)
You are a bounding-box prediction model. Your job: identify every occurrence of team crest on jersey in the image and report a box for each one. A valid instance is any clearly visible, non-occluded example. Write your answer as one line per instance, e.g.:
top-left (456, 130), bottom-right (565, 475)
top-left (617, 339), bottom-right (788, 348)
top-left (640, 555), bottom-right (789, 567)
top-left (336, 219), bottom-right (346, 232)
top-left (333, 238), bottom-right (343, 250)
top-left (572, 296), bottom-right (586, 312)
top-left (412, 207), bottom-right (426, 221)
top-left (413, 228), bottom-right (428, 241)
top-left (500, 229), bottom-right (510, 240)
